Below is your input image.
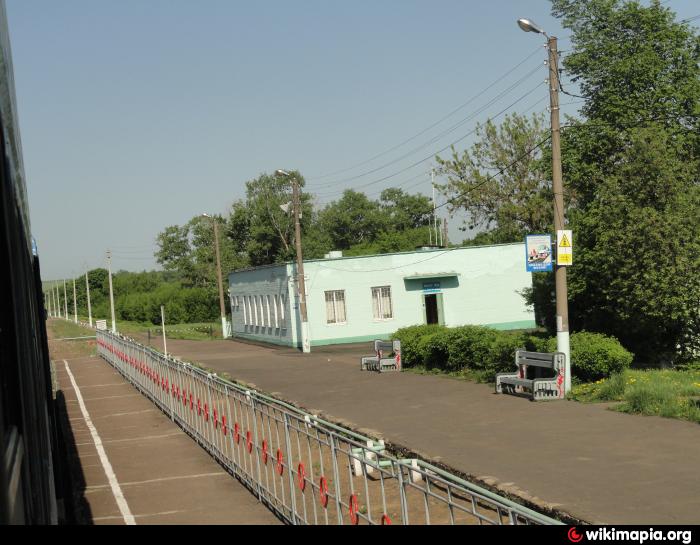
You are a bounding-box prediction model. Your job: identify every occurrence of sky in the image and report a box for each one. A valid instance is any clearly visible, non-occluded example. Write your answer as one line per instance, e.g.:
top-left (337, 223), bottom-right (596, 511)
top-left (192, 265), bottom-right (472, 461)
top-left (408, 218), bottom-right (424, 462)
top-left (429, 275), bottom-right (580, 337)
top-left (6, 0), bottom-right (698, 280)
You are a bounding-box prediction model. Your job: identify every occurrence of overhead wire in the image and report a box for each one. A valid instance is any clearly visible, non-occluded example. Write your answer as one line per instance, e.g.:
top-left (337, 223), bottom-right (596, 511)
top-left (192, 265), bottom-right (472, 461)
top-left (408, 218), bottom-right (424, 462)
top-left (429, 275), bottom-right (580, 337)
top-left (306, 45), bottom-right (544, 182)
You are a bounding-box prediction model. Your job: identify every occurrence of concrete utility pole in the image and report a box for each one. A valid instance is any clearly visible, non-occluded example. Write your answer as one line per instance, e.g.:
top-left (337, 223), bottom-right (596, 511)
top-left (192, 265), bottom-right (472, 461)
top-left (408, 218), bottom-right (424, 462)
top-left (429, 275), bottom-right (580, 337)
top-left (201, 214), bottom-right (229, 339)
top-left (443, 216), bottom-right (449, 248)
top-left (276, 169), bottom-right (310, 353)
top-left (72, 277), bottom-right (78, 323)
top-left (107, 250), bottom-right (116, 333)
top-left (85, 269), bottom-right (93, 327)
top-left (63, 279), bottom-right (68, 319)
top-left (518, 19), bottom-right (571, 392)
top-left (55, 282), bottom-right (61, 319)
top-left (161, 305), bottom-right (168, 357)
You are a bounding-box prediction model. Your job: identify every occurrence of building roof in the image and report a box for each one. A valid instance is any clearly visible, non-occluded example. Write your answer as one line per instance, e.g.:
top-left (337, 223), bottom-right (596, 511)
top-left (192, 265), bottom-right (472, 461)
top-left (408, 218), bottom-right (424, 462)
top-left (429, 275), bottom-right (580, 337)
top-left (228, 241), bottom-right (524, 277)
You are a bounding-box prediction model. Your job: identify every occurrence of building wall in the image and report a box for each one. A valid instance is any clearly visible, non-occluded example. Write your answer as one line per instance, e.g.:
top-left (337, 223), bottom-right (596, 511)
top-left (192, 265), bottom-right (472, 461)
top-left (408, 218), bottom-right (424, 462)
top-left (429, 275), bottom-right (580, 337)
top-left (228, 263), bottom-right (295, 347)
top-left (301, 243), bottom-right (535, 346)
top-left (228, 243), bottom-right (536, 348)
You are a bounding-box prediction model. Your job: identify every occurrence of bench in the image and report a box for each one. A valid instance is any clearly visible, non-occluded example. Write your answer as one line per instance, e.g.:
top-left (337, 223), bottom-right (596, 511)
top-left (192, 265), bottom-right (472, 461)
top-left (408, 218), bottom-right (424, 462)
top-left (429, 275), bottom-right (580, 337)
top-left (360, 340), bottom-right (401, 373)
top-left (495, 350), bottom-right (566, 401)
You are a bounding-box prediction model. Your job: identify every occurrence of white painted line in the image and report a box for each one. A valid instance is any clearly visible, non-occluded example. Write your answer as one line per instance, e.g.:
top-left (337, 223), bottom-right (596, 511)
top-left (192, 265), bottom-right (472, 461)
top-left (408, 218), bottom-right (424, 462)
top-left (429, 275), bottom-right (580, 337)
top-left (74, 431), bottom-right (182, 447)
top-left (63, 360), bottom-right (136, 525)
top-left (85, 471), bottom-right (226, 491)
top-left (92, 510), bottom-right (186, 522)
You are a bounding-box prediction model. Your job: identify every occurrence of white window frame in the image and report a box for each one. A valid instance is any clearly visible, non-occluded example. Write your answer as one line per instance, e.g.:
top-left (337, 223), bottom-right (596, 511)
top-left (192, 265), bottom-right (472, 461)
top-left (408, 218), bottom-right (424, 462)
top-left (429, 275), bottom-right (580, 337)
top-left (259, 296), bottom-right (265, 327)
top-left (253, 295), bottom-right (259, 326)
top-left (273, 294), bottom-right (279, 328)
top-left (242, 296), bottom-right (248, 325)
top-left (266, 295), bottom-right (271, 328)
top-left (279, 294), bottom-right (286, 329)
top-left (371, 286), bottom-right (394, 320)
top-left (325, 290), bottom-right (347, 325)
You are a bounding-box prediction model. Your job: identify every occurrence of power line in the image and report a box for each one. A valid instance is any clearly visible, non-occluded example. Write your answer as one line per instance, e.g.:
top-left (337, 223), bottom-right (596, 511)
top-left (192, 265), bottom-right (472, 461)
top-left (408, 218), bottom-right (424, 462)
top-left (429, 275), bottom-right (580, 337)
top-left (307, 65), bottom-right (545, 190)
top-left (306, 46), bottom-right (543, 182)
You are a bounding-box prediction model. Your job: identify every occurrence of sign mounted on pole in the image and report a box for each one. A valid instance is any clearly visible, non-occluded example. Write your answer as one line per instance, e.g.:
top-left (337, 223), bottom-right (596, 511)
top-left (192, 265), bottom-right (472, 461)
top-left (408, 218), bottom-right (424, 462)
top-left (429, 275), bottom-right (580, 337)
top-left (525, 234), bottom-right (553, 272)
top-left (557, 230), bottom-right (573, 266)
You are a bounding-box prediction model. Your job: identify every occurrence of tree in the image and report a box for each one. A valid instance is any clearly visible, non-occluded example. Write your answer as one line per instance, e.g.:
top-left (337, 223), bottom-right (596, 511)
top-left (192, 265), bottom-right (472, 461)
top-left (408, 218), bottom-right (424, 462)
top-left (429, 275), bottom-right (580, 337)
top-left (316, 190), bottom-right (387, 251)
top-left (551, 0), bottom-right (700, 361)
top-left (230, 171), bottom-right (314, 266)
top-left (378, 188), bottom-right (434, 231)
top-left (435, 113), bottom-right (551, 242)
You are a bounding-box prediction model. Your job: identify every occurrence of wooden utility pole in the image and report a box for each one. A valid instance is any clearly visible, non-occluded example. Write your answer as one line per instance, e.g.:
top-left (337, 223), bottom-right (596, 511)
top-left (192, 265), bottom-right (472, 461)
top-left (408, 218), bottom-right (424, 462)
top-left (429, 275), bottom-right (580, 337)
top-left (292, 176), bottom-right (310, 353)
top-left (548, 35), bottom-right (571, 392)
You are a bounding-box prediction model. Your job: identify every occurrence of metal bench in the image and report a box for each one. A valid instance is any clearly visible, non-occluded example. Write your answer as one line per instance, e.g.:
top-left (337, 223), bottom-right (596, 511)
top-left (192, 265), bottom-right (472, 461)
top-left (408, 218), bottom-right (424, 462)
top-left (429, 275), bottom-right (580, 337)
top-left (495, 350), bottom-right (566, 401)
top-left (360, 340), bottom-right (402, 373)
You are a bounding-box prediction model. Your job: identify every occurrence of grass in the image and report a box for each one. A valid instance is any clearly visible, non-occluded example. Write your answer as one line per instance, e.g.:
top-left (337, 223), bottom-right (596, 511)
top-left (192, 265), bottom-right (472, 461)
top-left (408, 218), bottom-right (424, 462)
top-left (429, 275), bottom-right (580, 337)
top-left (570, 369), bottom-right (700, 424)
top-left (50, 318), bottom-right (96, 339)
top-left (72, 314), bottom-right (223, 341)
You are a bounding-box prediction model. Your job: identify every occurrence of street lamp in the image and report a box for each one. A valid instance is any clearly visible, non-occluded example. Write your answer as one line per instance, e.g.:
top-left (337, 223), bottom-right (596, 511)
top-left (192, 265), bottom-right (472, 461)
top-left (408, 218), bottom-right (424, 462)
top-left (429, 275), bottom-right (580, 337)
top-left (518, 18), bottom-right (571, 393)
top-left (275, 169), bottom-right (311, 353)
top-left (201, 213), bottom-right (230, 339)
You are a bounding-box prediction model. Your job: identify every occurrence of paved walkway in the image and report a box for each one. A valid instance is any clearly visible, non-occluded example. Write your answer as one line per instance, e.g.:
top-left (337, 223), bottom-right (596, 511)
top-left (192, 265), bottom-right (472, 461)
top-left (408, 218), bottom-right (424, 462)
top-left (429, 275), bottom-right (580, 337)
top-left (142, 336), bottom-right (700, 525)
top-left (55, 353), bottom-right (280, 525)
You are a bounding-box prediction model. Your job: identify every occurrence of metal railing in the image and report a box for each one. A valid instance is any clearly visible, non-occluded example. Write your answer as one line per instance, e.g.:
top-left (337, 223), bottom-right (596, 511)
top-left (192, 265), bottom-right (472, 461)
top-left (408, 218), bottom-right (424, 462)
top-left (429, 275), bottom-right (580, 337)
top-left (96, 330), bottom-right (561, 526)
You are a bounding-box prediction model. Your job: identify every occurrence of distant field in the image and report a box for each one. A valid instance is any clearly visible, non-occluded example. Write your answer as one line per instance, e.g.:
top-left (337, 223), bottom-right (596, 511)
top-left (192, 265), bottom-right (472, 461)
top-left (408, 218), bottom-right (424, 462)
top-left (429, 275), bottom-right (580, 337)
top-left (70, 314), bottom-right (223, 341)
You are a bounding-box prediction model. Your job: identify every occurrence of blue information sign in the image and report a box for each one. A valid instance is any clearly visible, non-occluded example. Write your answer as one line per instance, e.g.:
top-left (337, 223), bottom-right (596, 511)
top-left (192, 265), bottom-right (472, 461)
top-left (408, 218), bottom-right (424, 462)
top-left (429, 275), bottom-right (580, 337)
top-left (525, 234), bottom-right (553, 273)
top-left (422, 281), bottom-right (441, 293)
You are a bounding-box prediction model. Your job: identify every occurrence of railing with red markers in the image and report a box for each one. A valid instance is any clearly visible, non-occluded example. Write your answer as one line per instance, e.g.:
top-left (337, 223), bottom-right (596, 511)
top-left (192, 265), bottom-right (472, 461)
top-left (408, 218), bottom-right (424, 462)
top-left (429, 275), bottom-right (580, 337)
top-left (96, 330), bottom-right (561, 526)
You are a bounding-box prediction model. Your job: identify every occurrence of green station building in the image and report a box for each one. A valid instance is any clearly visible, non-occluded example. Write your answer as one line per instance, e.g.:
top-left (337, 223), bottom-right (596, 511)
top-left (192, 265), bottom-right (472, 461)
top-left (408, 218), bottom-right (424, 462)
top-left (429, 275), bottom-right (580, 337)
top-left (227, 242), bottom-right (535, 348)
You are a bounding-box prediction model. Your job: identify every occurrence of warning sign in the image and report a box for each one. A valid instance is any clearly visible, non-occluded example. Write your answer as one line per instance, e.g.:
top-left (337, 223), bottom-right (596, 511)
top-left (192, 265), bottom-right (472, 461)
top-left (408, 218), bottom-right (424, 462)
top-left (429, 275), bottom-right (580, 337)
top-left (557, 230), bottom-right (573, 266)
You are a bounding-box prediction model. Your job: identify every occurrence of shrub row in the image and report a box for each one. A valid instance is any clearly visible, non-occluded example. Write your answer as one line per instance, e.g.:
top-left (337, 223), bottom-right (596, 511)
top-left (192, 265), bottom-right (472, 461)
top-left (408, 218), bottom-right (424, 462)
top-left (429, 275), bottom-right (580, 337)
top-left (392, 325), bottom-right (633, 382)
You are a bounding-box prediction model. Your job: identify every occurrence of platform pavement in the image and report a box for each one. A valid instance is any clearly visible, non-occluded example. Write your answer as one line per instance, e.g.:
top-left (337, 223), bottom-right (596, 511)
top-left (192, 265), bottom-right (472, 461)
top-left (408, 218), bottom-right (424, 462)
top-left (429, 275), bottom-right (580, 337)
top-left (55, 353), bottom-right (280, 525)
top-left (139, 335), bottom-right (700, 525)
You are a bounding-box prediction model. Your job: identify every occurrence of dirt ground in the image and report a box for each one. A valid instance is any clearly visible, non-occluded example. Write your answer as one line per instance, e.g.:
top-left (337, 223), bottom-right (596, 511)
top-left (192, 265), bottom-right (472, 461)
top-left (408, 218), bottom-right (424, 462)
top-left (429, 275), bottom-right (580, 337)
top-left (137, 333), bottom-right (700, 525)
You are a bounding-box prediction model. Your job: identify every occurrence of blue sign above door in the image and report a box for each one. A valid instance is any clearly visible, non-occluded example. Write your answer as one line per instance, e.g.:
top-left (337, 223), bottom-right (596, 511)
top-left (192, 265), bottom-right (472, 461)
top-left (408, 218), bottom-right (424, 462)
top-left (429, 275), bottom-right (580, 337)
top-left (422, 281), bottom-right (441, 293)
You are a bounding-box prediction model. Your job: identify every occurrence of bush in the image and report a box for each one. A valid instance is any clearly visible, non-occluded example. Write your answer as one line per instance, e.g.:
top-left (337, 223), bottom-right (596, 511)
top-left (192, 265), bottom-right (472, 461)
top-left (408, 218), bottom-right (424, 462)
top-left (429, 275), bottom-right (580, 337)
top-left (393, 325), bottom-right (447, 368)
top-left (546, 331), bottom-right (633, 382)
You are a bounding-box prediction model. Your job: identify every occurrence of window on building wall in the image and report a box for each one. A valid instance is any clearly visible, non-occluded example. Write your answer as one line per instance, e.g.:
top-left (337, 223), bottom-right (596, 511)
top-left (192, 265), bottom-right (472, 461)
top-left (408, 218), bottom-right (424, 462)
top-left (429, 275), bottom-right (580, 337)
top-left (273, 294), bottom-right (279, 328)
top-left (259, 296), bottom-right (266, 327)
top-left (242, 297), bottom-right (248, 325)
top-left (253, 295), bottom-right (259, 326)
top-left (266, 295), bottom-right (272, 328)
top-left (371, 286), bottom-right (393, 320)
top-left (247, 296), bottom-right (252, 325)
top-left (279, 294), bottom-right (286, 328)
top-left (325, 290), bottom-right (347, 324)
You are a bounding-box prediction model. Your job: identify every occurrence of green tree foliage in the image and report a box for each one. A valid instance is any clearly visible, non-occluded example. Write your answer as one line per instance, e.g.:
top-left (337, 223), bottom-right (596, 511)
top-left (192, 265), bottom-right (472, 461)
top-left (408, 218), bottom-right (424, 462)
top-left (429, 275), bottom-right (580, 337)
top-left (231, 170), bottom-right (314, 266)
top-left (435, 112), bottom-right (551, 241)
top-left (551, 0), bottom-right (700, 361)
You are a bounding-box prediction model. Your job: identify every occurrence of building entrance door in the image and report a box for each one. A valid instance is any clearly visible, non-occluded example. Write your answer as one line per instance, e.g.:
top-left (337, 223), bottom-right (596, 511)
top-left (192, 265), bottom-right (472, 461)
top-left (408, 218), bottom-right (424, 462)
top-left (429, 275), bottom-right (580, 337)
top-left (424, 293), bottom-right (441, 325)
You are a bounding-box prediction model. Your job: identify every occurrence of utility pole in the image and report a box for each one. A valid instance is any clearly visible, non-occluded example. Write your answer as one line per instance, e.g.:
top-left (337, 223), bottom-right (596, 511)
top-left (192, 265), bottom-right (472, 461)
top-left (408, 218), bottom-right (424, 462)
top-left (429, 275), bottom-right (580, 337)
top-left (72, 277), bottom-right (78, 323)
top-left (107, 250), bottom-right (116, 333)
top-left (431, 170), bottom-right (439, 246)
top-left (292, 176), bottom-right (310, 353)
top-left (85, 269), bottom-right (93, 327)
top-left (443, 216), bottom-right (449, 247)
top-left (63, 279), bottom-right (68, 319)
top-left (547, 34), bottom-right (571, 393)
top-left (202, 214), bottom-right (229, 339)
top-left (55, 282), bottom-right (61, 319)
top-left (161, 305), bottom-right (168, 357)
top-left (212, 221), bottom-right (227, 338)
top-left (517, 19), bottom-right (572, 393)
top-left (276, 169), bottom-right (310, 353)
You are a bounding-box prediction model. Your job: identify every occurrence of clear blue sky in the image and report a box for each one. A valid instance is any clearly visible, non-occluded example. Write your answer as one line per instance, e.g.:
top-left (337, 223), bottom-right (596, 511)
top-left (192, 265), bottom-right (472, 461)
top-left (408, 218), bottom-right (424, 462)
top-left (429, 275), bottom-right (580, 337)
top-left (6, 0), bottom-right (696, 280)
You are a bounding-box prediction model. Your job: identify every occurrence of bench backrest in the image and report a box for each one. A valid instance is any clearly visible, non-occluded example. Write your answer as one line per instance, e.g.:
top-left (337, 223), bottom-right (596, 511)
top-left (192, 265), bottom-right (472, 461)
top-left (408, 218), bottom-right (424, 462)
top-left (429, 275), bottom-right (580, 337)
top-left (516, 350), bottom-right (565, 370)
top-left (373, 339), bottom-right (401, 355)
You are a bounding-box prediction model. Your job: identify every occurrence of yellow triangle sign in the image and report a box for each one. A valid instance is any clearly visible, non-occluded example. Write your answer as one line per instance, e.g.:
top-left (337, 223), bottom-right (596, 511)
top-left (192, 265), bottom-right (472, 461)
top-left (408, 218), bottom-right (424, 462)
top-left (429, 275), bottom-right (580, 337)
top-left (559, 234), bottom-right (571, 248)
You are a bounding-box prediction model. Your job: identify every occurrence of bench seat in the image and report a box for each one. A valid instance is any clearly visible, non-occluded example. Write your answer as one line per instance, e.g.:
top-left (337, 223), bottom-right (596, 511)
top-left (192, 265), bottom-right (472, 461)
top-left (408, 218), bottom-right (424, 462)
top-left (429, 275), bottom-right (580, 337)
top-left (496, 350), bottom-right (566, 401)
